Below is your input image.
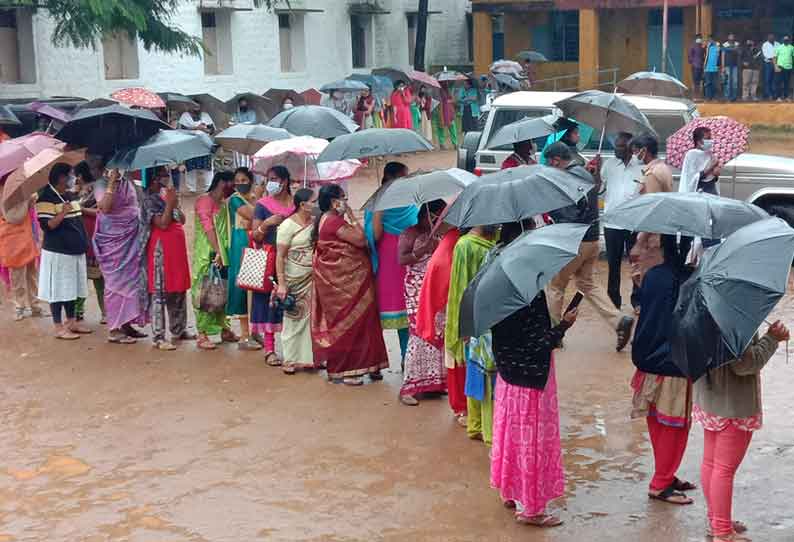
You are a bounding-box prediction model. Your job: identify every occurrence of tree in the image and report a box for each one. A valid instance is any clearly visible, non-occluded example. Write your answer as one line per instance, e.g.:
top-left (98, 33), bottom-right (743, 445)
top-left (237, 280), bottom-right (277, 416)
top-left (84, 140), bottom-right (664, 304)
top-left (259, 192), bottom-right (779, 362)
top-left (1, 0), bottom-right (277, 57)
top-left (413, 0), bottom-right (429, 71)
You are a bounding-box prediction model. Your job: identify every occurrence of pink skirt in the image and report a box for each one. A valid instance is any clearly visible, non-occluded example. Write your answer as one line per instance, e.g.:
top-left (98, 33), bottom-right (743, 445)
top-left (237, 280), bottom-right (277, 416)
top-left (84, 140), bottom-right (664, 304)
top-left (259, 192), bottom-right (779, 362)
top-left (490, 360), bottom-right (565, 517)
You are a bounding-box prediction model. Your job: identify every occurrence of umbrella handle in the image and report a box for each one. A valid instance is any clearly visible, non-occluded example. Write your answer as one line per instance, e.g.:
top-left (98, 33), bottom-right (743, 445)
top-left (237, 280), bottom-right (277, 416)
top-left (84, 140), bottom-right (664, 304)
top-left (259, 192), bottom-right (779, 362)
top-left (597, 124), bottom-right (607, 154)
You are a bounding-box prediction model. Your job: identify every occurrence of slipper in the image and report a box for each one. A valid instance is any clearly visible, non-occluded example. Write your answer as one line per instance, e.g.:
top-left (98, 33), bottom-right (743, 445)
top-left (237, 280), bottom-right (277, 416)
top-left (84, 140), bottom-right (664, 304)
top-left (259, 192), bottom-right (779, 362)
top-left (108, 334), bottom-right (136, 344)
top-left (399, 395), bottom-right (419, 406)
top-left (455, 414), bottom-right (468, 427)
top-left (264, 352), bottom-right (282, 367)
top-left (197, 336), bottom-right (217, 350)
top-left (154, 340), bottom-right (177, 351)
top-left (516, 514), bottom-right (563, 527)
top-left (221, 329), bottom-right (240, 343)
top-left (649, 486), bottom-right (693, 505)
top-left (56, 330), bottom-right (80, 341)
top-left (370, 371), bottom-right (384, 381)
top-left (282, 365), bottom-right (297, 375)
top-left (69, 325), bottom-right (93, 335)
top-left (673, 477), bottom-right (698, 492)
top-left (343, 377), bottom-right (363, 386)
top-left (122, 325), bottom-right (147, 339)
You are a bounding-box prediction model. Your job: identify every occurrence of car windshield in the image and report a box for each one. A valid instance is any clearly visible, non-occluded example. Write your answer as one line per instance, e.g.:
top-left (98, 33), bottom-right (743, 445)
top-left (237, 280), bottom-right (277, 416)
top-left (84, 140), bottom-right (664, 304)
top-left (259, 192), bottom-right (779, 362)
top-left (581, 112), bottom-right (689, 153)
top-left (485, 108), bottom-right (553, 151)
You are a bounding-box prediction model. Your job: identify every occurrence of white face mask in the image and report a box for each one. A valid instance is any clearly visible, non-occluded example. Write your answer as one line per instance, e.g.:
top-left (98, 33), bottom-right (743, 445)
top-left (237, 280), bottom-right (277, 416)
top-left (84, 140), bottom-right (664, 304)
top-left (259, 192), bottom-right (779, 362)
top-left (335, 200), bottom-right (347, 213)
top-left (701, 139), bottom-right (714, 151)
top-left (695, 38), bottom-right (703, 44)
top-left (283, 102), bottom-right (294, 110)
top-left (266, 181), bottom-right (282, 195)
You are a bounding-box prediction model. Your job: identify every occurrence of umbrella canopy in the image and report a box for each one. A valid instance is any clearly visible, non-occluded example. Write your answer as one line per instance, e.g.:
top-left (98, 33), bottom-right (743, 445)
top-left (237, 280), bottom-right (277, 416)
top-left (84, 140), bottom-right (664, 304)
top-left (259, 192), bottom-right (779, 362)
top-left (434, 70), bottom-right (468, 83)
top-left (460, 223), bottom-right (591, 337)
top-left (409, 70), bottom-right (441, 89)
top-left (188, 93), bottom-right (229, 127)
top-left (602, 192), bottom-right (768, 239)
top-left (0, 132), bottom-right (64, 179)
top-left (267, 105), bottom-right (358, 139)
top-left (215, 124), bottom-right (293, 155)
top-left (487, 114), bottom-right (558, 149)
top-left (665, 116), bottom-right (749, 169)
top-left (492, 73), bottom-right (522, 91)
top-left (444, 165), bottom-right (594, 228)
top-left (515, 50), bottom-right (549, 63)
top-left (111, 87), bottom-right (166, 109)
top-left (554, 90), bottom-right (657, 141)
top-left (372, 66), bottom-right (412, 84)
top-left (263, 88), bottom-right (305, 117)
top-left (320, 79), bottom-right (370, 93)
top-left (28, 102), bottom-right (71, 124)
top-left (76, 97), bottom-right (118, 111)
top-left (347, 74), bottom-right (394, 101)
top-left (0, 105), bottom-right (22, 126)
top-left (671, 217), bottom-right (794, 380)
top-left (363, 168), bottom-right (477, 211)
top-left (251, 135), bottom-right (361, 184)
top-left (490, 59), bottom-right (525, 77)
top-left (225, 93), bottom-right (273, 123)
top-left (55, 105), bottom-right (170, 155)
top-left (299, 88), bottom-right (323, 106)
top-left (157, 92), bottom-right (199, 112)
top-left (106, 130), bottom-right (213, 171)
top-left (617, 71), bottom-right (688, 98)
top-left (2, 147), bottom-right (86, 220)
top-left (316, 128), bottom-right (432, 163)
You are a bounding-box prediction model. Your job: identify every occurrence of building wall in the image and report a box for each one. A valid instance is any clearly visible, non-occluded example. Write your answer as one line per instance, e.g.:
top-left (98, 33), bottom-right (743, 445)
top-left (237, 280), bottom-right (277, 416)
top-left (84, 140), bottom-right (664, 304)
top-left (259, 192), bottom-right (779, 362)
top-left (0, 0), bottom-right (471, 101)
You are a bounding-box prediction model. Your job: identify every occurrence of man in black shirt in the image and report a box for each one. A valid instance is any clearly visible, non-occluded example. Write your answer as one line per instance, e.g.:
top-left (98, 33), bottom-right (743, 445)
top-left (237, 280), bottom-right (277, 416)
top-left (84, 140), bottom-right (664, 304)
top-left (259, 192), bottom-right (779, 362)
top-left (721, 34), bottom-right (741, 102)
top-left (544, 142), bottom-right (635, 352)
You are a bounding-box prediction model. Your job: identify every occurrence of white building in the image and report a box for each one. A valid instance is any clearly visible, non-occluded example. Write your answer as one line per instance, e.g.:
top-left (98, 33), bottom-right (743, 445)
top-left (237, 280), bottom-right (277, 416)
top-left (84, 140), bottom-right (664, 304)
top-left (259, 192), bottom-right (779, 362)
top-left (0, 0), bottom-right (473, 102)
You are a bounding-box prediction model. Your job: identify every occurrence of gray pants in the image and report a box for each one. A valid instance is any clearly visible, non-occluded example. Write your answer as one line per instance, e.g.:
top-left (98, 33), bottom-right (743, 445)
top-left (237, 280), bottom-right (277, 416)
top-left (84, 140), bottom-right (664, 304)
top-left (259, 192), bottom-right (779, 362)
top-left (151, 292), bottom-right (187, 342)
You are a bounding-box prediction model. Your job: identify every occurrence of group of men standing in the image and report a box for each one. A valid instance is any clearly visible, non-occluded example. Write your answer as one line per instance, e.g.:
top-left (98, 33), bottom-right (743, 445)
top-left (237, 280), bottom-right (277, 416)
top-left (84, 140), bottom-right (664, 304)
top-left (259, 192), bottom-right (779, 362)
top-left (689, 33), bottom-right (794, 102)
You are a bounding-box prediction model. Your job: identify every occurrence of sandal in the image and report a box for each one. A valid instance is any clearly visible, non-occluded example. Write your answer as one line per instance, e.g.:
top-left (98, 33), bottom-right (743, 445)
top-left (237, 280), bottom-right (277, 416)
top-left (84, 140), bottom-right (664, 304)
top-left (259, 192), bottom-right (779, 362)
top-left (197, 335), bottom-right (217, 350)
top-left (238, 337), bottom-right (262, 351)
top-left (616, 316), bottom-right (635, 352)
top-left (69, 324), bottom-right (93, 334)
top-left (673, 477), bottom-right (697, 492)
top-left (283, 365), bottom-right (297, 375)
top-left (399, 395), bottom-right (419, 406)
top-left (503, 500), bottom-right (516, 509)
top-left (108, 333), bottom-right (136, 344)
top-left (56, 330), bottom-right (80, 341)
top-left (370, 371), bottom-right (384, 381)
top-left (455, 414), bottom-right (468, 427)
top-left (264, 352), bottom-right (282, 366)
top-left (221, 329), bottom-right (239, 343)
top-left (122, 324), bottom-right (147, 339)
top-left (515, 514), bottom-right (563, 527)
top-left (648, 485), bottom-right (694, 505)
top-left (707, 521), bottom-right (748, 537)
top-left (154, 340), bottom-right (177, 351)
top-left (343, 377), bottom-right (363, 386)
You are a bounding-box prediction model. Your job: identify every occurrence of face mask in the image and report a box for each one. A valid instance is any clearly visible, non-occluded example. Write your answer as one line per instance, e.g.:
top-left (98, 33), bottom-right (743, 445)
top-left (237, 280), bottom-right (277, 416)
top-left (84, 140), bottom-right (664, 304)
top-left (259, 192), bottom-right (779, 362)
top-left (239, 105), bottom-right (248, 113)
top-left (634, 149), bottom-right (647, 164)
top-left (695, 39), bottom-right (703, 44)
top-left (629, 155), bottom-right (642, 167)
top-left (335, 200), bottom-right (347, 213)
top-left (701, 139), bottom-right (714, 151)
top-left (236, 184), bottom-right (252, 195)
top-left (266, 181), bottom-right (282, 195)
top-left (67, 174), bottom-right (77, 190)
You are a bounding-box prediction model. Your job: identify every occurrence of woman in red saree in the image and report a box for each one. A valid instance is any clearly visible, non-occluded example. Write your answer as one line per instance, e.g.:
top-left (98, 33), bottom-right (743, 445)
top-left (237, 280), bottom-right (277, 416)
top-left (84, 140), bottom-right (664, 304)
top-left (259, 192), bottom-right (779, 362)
top-left (390, 81), bottom-right (413, 130)
top-left (311, 184), bottom-right (388, 386)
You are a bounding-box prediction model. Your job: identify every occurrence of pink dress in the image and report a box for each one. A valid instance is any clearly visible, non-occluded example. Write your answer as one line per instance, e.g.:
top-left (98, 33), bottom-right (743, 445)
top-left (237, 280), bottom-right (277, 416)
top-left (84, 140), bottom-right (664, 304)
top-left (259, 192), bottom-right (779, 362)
top-left (490, 359), bottom-right (565, 517)
top-left (390, 89), bottom-right (413, 130)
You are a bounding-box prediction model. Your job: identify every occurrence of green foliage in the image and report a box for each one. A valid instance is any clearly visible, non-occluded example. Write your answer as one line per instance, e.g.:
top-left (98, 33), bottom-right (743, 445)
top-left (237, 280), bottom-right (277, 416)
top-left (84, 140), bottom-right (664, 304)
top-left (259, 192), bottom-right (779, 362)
top-left (2, 0), bottom-right (277, 56)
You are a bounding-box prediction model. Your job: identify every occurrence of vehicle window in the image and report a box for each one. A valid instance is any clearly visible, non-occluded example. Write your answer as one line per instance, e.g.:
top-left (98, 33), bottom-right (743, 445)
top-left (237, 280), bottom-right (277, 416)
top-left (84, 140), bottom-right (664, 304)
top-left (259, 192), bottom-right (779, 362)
top-left (485, 108), bottom-right (553, 150)
top-left (581, 112), bottom-right (687, 153)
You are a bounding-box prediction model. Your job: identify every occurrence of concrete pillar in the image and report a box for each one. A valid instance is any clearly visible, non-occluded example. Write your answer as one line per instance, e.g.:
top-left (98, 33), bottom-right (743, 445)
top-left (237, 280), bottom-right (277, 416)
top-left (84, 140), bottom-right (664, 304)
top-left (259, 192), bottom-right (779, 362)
top-left (700, 1), bottom-right (713, 38)
top-left (504, 13), bottom-right (529, 61)
top-left (473, 12), bottom-right (493, 75)
top-left (578, 9), bottom-right (600, 90)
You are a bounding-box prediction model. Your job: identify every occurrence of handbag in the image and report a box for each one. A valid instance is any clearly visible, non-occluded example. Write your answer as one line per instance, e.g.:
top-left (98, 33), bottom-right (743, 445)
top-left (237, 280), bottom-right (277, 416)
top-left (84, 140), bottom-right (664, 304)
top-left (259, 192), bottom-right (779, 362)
top-left (199, 264), bottom-right (227, 312)
top-left (236, 245), bottom-right (275, 293)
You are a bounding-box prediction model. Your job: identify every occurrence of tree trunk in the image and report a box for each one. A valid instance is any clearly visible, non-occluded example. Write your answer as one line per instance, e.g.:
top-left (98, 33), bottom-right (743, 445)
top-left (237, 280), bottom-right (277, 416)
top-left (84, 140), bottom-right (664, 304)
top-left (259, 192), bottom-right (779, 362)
top-left (413, 0), bottom-right (429, 71)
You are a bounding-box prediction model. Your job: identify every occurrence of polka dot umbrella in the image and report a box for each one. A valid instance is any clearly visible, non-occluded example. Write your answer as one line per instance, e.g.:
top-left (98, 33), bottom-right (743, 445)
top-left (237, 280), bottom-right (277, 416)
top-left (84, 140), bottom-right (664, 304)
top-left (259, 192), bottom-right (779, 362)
top-left (665, 116), bottom-right (750, 169)
top-left (111, 87), bottom-right (166, 109)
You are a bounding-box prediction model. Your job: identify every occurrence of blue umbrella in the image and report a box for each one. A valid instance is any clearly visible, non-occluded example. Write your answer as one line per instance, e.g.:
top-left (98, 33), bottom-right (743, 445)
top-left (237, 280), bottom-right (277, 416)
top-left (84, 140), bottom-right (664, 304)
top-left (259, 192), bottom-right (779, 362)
top-left (107, 130), bottom-right (214, 170)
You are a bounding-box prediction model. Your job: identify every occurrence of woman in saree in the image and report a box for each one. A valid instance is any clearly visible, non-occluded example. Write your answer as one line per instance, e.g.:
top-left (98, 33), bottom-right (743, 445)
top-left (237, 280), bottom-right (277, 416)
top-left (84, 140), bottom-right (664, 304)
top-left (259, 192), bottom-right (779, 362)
top-left (73, 161), bottom-right (105, 323)
top-left (275, 188), bottom-right (315, 374)
top-left (192, 171), bottom-right (237, 350)
top-left (141, 167), bottom-right (193, 351)
top-left (390, 81), bottom-right (413, 130)
top-left (251, 165), bottom-right (294, 366)
top-left (364, 161), bottom-right (417, 364)
top-left (354, 87), bottom-right (375, 130)
top-left (397, 199), bottom-right (447, 406)
top-left (94, 168), bottom-right (148, 344)
top-left (223, 167), bottom-right (261, 351)
top-left (312, 184), bottom-right (388, 386)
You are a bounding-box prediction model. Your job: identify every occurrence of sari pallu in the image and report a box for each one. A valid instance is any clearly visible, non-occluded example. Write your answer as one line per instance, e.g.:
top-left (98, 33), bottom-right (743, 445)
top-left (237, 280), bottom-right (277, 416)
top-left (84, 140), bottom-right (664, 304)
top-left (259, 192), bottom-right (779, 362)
top-left (278, 218), bottom-right (314, 367)
top-left (416, 229), bottom-right (460, 346)
top-left (312, 214), bottom-right (388, 379)
top-left (93, 179), bottom-right (148, 329)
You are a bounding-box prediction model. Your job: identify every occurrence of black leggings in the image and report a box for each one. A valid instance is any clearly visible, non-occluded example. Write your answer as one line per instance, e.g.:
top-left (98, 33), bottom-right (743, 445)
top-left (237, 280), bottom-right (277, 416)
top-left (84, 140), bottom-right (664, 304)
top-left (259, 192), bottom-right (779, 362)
top-left (50, 301), bottom-right (76, 324)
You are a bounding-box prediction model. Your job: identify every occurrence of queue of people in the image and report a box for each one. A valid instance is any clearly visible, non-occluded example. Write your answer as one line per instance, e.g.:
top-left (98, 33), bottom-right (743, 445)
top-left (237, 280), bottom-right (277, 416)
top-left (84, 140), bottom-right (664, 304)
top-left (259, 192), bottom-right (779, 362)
top-left (0, 134), bottom-right (787, 541)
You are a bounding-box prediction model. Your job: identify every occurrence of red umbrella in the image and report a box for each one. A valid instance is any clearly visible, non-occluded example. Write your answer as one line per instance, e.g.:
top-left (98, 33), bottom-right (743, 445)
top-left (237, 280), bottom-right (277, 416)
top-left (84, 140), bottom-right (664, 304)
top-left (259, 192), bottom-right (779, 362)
top-left (111, 87), bottom-right (166, 109)
top-left (0, 132), bottom-right (65, 179)
top-left (665, 116), bottom-right (750, 169)
top-left (409, 69), bottom-right (441, 89)
top-left (299, 88), bottom-right (323, 106)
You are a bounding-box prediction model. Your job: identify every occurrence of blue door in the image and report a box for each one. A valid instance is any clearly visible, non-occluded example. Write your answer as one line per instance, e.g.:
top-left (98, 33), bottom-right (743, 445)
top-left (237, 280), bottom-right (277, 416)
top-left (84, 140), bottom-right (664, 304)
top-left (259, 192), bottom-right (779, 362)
top-left (647, 8), bottom-right (684, 80)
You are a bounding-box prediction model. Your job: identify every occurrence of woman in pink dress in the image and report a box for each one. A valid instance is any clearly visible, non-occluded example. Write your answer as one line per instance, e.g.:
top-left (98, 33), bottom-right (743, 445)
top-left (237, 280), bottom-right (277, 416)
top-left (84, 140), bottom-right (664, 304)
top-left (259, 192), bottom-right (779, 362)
top-left (390, 81), bottom-right (413, 130)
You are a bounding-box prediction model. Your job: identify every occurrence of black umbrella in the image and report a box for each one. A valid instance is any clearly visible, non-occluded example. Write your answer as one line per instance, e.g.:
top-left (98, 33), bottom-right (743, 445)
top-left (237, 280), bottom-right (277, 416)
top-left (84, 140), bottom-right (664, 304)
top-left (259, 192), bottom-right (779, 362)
top-left (0, 105), bottom-right (22, 126)
top-left (55, 105), bottom-right (170, 155)
top-left (158, 92), bottom-right (199, 112)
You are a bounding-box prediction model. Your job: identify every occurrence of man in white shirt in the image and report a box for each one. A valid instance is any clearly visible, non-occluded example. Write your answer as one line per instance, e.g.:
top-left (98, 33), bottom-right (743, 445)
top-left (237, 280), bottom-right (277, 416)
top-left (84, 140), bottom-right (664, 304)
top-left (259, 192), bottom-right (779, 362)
top-left (762, 33), bottom-right (780, 100)
top-left (601, 132), bottom-right (643, 310)
top-left (178, 106), bottom-right (215, 192)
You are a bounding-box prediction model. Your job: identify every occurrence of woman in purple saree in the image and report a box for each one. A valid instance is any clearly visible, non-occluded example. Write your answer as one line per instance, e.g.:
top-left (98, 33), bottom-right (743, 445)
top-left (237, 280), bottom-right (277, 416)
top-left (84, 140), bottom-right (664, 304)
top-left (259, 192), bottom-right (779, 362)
top-left (94, 170), bottom-right (149, 344)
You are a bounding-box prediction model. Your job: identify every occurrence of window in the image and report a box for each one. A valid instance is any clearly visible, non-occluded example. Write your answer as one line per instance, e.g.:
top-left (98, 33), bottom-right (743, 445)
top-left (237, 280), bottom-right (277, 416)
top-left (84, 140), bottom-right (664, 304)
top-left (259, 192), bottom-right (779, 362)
top-left (202, 10), bottom-right (233, 75)
top-left (279, 13), bottom-right (306, 72)
top-left (550, 11), bottom-right (579, 62)
top-left (102, 32), bottom-right (139, 80)
top-left (582, 112), bottom-right (687, 153)
top-left (492, 14), bottom-right (504, 61)
top-left (350, 14), bottom-right (372, 68)
top-left (407, 13), bottom-right (418, 64)
top-left (0, 8), bottom-right (36, 84)
top-left (486, 108), bottom-right (553, 150)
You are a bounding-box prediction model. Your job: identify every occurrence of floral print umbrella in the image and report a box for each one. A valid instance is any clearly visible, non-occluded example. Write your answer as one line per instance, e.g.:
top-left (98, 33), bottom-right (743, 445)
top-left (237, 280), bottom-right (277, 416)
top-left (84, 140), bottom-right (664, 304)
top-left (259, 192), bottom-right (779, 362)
top-left (666, 116), bottom-right (749, 169)
top-left (111, 87), bottom-right (166, 109)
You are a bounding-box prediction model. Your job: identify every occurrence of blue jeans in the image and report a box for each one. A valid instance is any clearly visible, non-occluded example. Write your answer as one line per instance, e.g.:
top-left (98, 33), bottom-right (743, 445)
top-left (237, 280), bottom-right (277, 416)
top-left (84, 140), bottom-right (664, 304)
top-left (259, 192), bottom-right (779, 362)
top-left (704, 71), bottom-right (719, 100)
top-left (763, 62), bottom-right (776, 99)
top-left (776, 68), bottom-right (792, 99)
top-left (723, 66), bottom-right (739, 101)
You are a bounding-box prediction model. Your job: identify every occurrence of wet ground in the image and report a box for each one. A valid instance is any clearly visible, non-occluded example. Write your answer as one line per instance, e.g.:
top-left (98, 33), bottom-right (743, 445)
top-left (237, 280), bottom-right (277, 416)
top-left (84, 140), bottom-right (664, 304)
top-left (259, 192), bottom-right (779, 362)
top-left (2, 149), bottom-right (794, 542)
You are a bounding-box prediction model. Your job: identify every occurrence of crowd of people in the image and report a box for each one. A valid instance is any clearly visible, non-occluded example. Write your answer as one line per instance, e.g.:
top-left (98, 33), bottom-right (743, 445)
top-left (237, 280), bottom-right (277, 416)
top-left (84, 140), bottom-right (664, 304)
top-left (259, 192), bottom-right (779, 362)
top-left (689, 32), bottom-right (794, 102)
top-left (0, 117), bottom-right (788, 541)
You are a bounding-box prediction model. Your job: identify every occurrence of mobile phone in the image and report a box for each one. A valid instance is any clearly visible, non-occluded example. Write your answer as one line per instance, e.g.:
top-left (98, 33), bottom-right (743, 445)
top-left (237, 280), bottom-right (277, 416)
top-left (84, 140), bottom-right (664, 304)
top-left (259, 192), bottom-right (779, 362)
top-left (565, 291), bottom-right (584, 315)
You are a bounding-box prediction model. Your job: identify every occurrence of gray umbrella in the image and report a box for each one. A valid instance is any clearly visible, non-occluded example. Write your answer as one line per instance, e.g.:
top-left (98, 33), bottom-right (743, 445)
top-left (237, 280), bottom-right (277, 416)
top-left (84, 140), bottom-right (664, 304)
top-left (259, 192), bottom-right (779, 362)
top-left (372, 66), bottom-right (412, 85)
top-left (617, 71), bottom-right (688, 98)
top-left (487, 114), bottom-right (558, 149)
top-left (516, 50), bottom-right (549, 63)
top-left (493, 73), bottom-right (522, 90)
top-left (320, 79), bottom-right (370, 93)
top-left (0, 105), bottom-right (22, 126)
top-left (188, 93), bottom-right (229, 128)
top-left (267, 105), bottom-right (358, 139)
top-left (215, 124), bottom-right (292, 155)
top-left (554, 90), bottom-right (657, 150)
top-left (158, 92), bottom-right (199, 112)
top-left (106, 129), bottom-right (213, 170)
top-left (671, 217), bottom-right (794, 380)
top-left (315, 128), bottom-right (432, 163)
top-left (363, 168), bottom-right (477, 211)
top-left (434, 70), bottom-right (468, 83)
top-left (225, 93), bottom-right (274, 123)
top-left (443, 165), bottom-right (594, 228)
top-left (460, 223), bottom-right (591, 337)
top-left (602, 192), bottom-right (769, 239)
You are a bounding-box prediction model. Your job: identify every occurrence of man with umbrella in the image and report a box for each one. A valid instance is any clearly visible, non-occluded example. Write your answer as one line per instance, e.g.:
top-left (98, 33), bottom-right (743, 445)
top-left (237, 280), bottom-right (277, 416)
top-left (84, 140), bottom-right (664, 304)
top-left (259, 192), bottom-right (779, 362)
top-left (179, 104), bottom-right (215, 192)
top-left (544, 142), bottom-right (635, 352)
top-left (232, 97), bottom-right (257, 125)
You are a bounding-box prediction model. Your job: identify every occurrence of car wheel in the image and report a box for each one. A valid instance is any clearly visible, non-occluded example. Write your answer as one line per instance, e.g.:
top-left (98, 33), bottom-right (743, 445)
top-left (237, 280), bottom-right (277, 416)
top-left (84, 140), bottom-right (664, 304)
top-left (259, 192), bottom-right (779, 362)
top-left (765, 203), bottom-right (794, 228)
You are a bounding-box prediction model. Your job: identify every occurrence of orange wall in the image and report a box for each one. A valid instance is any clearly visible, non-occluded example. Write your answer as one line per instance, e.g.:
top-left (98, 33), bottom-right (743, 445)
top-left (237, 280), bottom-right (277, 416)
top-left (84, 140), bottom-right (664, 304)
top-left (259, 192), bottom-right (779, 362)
top-left (473, 12), bottom-right (493, 75)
